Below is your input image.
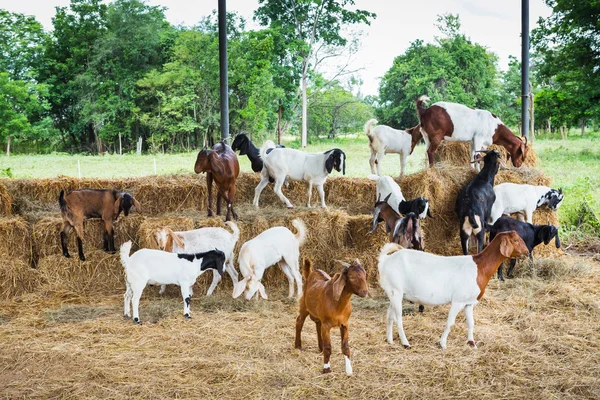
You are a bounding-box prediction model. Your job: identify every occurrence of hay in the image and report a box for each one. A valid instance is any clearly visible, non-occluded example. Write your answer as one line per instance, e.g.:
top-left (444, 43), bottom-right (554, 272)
top-left (0, 217), bottom-right (32, 264)
top-left (0, 259), bottom-right (41, 299)
top-left (434, 141), bottom-right (539, 167)
top-left (0, 181), bottom-right (12, 216)
top-left (344, 215), bottom-right (388, 282)
top-left (137, 217), bottom-right (195, 249)
top-left (134, 175), bottom-right (207, 215)
top-left (32, 215), bottom-right (144, 260)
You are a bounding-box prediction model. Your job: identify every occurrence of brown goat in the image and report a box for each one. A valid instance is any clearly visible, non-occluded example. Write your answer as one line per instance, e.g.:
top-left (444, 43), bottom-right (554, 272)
top-left (59, 189), bottom-right (142, 261)
top-left (370, 194), bottom-right (424, 250)
top-left (194, 141), bottom-right (240, 221)
top-left (295, 258), bottom-right (368, 375)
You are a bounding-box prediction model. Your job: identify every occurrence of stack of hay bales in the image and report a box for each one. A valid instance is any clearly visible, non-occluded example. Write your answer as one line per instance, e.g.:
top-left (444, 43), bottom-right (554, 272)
top-left (0, 216), bottom-right (40, 298)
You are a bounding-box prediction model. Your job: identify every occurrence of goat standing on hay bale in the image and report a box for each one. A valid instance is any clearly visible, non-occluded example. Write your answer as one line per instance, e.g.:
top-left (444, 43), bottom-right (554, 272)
top-left (194, 141), bottom-right (240, 221)
top-left (378, 231), bottom-right (529, 349)
top-left (371, 194), bottom-right (423, 250)
top-left (416, 95), bottom-right (529, 169)
top-left (364, 119), bottom-right (422, 177)
top-left (489, 183), bottom-right (564, 224)
top-left (253, 143), bottom-right (345, 209)
top-left (59, 189), bottom-right (142, 261)
top-left (231, 133), bottom-right (284, 174)
top-left (368, 174), bottom-right (433, 219)
top-left (456, 150), bottom-right (501, 255)
top-left (295, 258), bottom-right (368, 375)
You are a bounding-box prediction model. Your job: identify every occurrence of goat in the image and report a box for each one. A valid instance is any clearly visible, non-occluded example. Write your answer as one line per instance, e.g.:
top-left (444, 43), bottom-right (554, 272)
top-left (455, 150), bottom-right (501, 255)
top-left (378, 231), bottom-right (529, 349)
top-left (194, 141), bottom-right (240, 221)
top-left (371, 194), bottom-right (423, 250)
top-left (416, 95), bottom-right (529, 169)
top-left (487, 217), bottom-right (560, 281)
top-left (368, 174), bottom-right (433, 219)
top-left (120, 241), bottom-right (226, 323)
top-left (231, 133), bottom-right (284, 173)
top-left (295, 258), bottom-right (368, 375)
top-left (253, 145), bottom-right (346, 209)
top-left (233, 219), bottom-right (307, 300)
top-left (59, 189), bottom-right (142, 261)
top-left (489, 183), bottom-right (564, 224)
top-left (364, 119), bottom-right (422, 176)
top-left (153, 221), bottom-right (240, 296)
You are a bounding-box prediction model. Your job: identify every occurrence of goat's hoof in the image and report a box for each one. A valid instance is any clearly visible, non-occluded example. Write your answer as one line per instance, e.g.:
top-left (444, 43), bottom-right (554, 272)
top-left (123, 314), bottom-right (130, 319)
top-left (418, 305), bottom-right (425, 313)
top-left (322, 367), bottom-right (331, 374)
top-left (133, 317), bottom-right (140, 324)
top-left (403, 344), bottom-right (411, 349)
top-left (439, 342), bottom-right (447, 350)
top-left (184, 313), bottom-right (191, 319)
top-left (467, 340), bottom-right (477, 348)
top-left (63, 253), bottom-right (71, 258)
top-left (108, 250), bottom-right (116, 255)
top-left (287, 206), bottom-right (294, 209)
top-left (78, 256), bottom-right (86, 261)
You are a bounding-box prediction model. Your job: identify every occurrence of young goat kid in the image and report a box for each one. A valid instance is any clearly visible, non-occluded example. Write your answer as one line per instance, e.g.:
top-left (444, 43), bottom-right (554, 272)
top-left (59, 189), bottom-right (142, 261)
top-left (378, 231), bottom-right (529, 349)
top-left (233, 219), bottom-right (307, 300)
top-left (364, 119), bottom-right (422, 176)
top-left (295, 259), bottom-right (368, 375)
top-left (153, 221), bottom-right (240, 295)
top-left (370, 194), bottom-right (424, 250)
top-left (368, 174), bottom-right (432, 219)
top-left (120, 241), bottom-right (225, 323)
top-left (489, 183), bottom-right (564, 224)
top-left (487, 217), bottom-right (560, 280)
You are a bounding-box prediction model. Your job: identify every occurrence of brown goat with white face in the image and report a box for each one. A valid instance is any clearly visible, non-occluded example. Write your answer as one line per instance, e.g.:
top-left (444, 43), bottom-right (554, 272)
top-left (295, 258), bottom-right (368, 375)
top-left (59, 189), bottom-right (142, 261)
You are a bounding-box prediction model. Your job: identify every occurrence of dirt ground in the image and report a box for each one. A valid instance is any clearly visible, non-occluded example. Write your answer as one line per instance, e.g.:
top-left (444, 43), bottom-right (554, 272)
top-left (0, 254), bottom-right (599, 399)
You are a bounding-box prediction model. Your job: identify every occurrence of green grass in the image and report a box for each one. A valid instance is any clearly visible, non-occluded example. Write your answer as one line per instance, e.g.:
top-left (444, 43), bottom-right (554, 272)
top-left (1, 132), bottom-right (599, 232)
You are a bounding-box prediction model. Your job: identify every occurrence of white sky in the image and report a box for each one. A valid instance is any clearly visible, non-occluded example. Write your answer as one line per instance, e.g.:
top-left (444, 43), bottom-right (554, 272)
top-left (0, 0), bottom-right (552, 96)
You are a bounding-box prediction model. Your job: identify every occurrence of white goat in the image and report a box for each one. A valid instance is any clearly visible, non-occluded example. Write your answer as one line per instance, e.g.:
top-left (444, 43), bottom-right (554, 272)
top-left (253, 145), bottom-right (346, 209)
top-left (232, 218), bottom-right (307, 300)
top-left (120, 241), bottom-right (226, 323)
top-left (153, 221), bottom-right (240, 296)
top-left (364, 119), bottom-right (422, 176)
top-left (489, 183), bottom-right (564, 224)
top-left (377, 231), bottom-right (528, 349)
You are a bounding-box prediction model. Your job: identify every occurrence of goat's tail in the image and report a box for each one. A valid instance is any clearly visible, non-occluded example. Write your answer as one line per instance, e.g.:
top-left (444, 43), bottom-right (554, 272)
top-left (379, 242), bottom-right (403, 267)
top-left (364, 119), bottom-right (378, 137)
top-left (225, 221), bottom-right (240, 244)
top-left (120, 241), bottom-right (132, 269)
top-left (292, 218), bottom-right (307, 245)
top-left (302, 258), bottom-right (312, 281)
top-left (415, 95), bottom-right (430, 118)
top-left (58, 190), bottom-right (68, 214)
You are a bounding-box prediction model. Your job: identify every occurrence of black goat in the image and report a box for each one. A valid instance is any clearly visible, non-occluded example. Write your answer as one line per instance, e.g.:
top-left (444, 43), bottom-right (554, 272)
top-left (486, 216), bottom-right (560, 280)
top-left (455, 149), bottom-right (501, 255)
top-left (231, 133), bottom-right (284, 173)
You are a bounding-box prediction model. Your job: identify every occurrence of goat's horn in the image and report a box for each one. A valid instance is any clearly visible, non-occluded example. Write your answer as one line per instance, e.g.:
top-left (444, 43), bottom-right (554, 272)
top-left (370, 206), bottom-right (382, 233)
top-left (384, 193), bottom-right (392, 202)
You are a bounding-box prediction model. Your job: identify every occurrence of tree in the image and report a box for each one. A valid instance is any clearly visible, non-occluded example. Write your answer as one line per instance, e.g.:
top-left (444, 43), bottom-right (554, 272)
top-left (377, 14), bottom-right (500, 128)
top-left (255, 0), bottom-right (375, 147)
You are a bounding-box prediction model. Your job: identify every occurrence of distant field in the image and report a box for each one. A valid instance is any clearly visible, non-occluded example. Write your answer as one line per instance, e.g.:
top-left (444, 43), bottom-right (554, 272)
top-left (2, 132), bottom-right (599, 230)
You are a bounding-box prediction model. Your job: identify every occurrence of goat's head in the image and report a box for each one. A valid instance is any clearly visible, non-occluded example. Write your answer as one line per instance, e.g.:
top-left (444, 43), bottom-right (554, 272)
top-left (370, 193), bottom-right (393, 233)
top-left (199, 249), bottom-right (226, 276)
top-left (497, 231), bottom-right (529, 258)
top-left (537, 224), bottom-right (560, 249)
top-left (231, 133), bottom-right (249, 154)
top-left (325, 149), bottom-right (346, 175)
top-left (232, 275), bottom-right (267, 300)
top-left (194, 147), bottom-right (212, 173)
top-left (537, 188), bottom-right (564, 210)
top-left (393, 212), bottom-right (423, 250)
top-left (477, 149), bottom-right (501, 173)
top-left (408, 125), bottom-right (423, 155)
top-left (154, 227), bottom-right (185, 251)
top-left (114, 192), bottom-right (142, 217)
top-left (506, 135), bottom-right (529, 167)
top-left (332, 259), bottom-right (368, 301)
top-left (410, 197), bottom-right (432, 220)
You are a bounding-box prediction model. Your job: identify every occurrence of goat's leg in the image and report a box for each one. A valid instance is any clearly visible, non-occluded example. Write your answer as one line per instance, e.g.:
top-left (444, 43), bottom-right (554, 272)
top-left (321, 325), bottom-right (333, 373)
top-left (283, 255), bottom-right (303, 298)
top-left (131, 283), bottom-right (145, 324)
top-left (60, 222), bottom-right (72, 258)
top-left (225, 259), bottom-right (238, 284)
top-left (206, 270), bottom-right (222, 296)
top-left (181, 285), bottom-right (192, 319)
top-left (306, 182), bottom-right (313, 208)
top-left (386, 305), bottom-right (395, 344)
top-left (207, 173), bottom-right (214, 217)
top-left (390, 295), bottom-right (410, 348)
top-left (460, 229), bottom-right (470, 256)
top-left (440, 302), bottom-right (464, 349)
top-left (507, 258), bottom-right (518, 278)
top-left (279, 262), bottom-right (295, 298)
top-left (226, 186), bottom-right (238, 221)
top-left (340, 324), bottom-right (352, 375)
top-left (376, 152), bottom-right (384, 176)
top-left (314, 318), bottom-right (323, 352)
top-left (498, 261), bottom-right (506, 281)
top-left (103, 230), bottom-right (109, 252)
top-left (216, 191), bottom-right (222, 216)
top-left (123, 281), bottom-right (133, 318)
top-left (273, 178), bottom-right (293, 208)
top-left (295, 306), bottom-right (309, 349)
top-left (464, 304), bottom-right (477, 348)
top-left (475, 229), bottom-right (485, 254)
top-left (104, 219), bottom-right (115, 253)
top-left (399, 153), bottom-right (406, 177)
top-left (74, 223), bottom-right (86, 261)
top-left (369, 150), bottom-right (377, 174)
top-left (425, 137), bottom-right (442, 167)
top-left (253, 169), bottom-right (270, 207)
top-left (316, 184), bottom-right (327, 209)
top-left (525, 210), bottom-right (533, 224)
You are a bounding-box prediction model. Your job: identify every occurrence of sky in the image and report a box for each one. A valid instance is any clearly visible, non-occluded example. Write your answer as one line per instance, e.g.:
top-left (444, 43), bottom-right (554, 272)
top-left (0, 0), bottom-right (553, 96)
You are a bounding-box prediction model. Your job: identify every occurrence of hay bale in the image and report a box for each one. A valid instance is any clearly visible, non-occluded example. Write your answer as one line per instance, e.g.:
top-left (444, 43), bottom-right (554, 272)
top-left (344, 215), bottom-right (388, 282)
top-left (434, 141), bottom-right (538, 168)
top-left (0, 181), bottom-right (12, 216)
top-left (0, 217), bottom-right (32, 264)
top-left (138, 217), bottom-right (195, 249)
top-left (0, 259), bottom-right (41, 299)
top-left (32, 215), bottom-right (144, 260)
top-left (134, 175), bottom-right (207, 215)
top-left (37, 251), bottom-right (124, 295)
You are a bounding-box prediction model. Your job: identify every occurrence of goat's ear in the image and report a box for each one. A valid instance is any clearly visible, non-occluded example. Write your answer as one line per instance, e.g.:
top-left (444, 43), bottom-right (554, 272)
top-left (341, 151), bottom-right (346, 175)
top-left (150, 231), bottom-right (160, 249)
top-left (113, 196), bottom-right (122, 216)
top-left (427, 206), bottom-right (434, 219)
top-left (167, 228), bottom-right (185, 249)
top-left (499, 236), bottom-right (514, 258)
top-left (325, 153), bottom-right (334, 174)
top-left (555, 232), bottom-right (561, 249)
top-left (258, 283), bottom-right (268, 299)
top-left (232, 278), bottom-right (248, 298)
top-left (332, 270), bottom-right (347, 302)
top-left (132, 198), bottom-right (142, 213)
top-left (370, 206), bottom-right (381, 233)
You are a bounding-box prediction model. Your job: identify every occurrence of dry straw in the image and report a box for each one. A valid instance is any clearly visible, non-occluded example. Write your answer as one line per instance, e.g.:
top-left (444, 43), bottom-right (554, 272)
top-left (434, 141), bottom-right (539, 168)
top-left (0, 181), bottom-right (13, 216)
top-left (0, 217), bottom-right (32, 264)
top-left (0, 258), bottom-right (40, 299)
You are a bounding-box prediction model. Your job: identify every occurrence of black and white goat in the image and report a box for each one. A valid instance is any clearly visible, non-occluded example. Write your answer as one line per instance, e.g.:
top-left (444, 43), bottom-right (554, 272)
top-left (490, 183), bottom-right (564, 224)
top-left (486, 217), bottom-right (560, 281)
top-left (455, 150), bottom-right (501, 255)
top-left (368, 175), bottom-right (432, 219)
top-left (231, 133), bottom-right (284, 173)
top-left (253, 145), bottom-right (346, 209)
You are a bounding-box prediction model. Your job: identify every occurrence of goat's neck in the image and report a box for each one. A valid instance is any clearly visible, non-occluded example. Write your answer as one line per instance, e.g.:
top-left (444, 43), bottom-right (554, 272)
top-left (472, 243), bottom-right (509, 299)
top-left (335, 286), bottom-right (353, 313)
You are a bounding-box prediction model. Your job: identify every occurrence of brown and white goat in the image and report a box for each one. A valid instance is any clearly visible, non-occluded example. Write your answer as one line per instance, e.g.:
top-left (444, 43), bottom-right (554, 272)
top-left (194, 141), bottom-right (240, 221)
top-left (295, 258), bottom-right (368, 375)
top-left (59, 189), bottom-right (142, 261)
top-left (416, 96), bottom-right (528, 169)
top-left (370, 194), bottom-right (424, 250)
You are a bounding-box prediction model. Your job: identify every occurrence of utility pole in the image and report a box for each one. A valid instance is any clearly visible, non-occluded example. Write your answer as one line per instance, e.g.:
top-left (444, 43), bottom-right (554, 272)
top-left (521, 0), bottom-right (530, 140)
top-left (218, 0), bottom-right (229, 140)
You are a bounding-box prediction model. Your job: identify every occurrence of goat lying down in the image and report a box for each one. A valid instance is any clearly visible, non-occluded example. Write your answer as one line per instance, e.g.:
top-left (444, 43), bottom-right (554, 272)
top-left (253, 145), bottom-right (346, 209)
top-left (152, 221), bottom-right (240, 296)
top-left (120, 241), bottom-right (226, 323)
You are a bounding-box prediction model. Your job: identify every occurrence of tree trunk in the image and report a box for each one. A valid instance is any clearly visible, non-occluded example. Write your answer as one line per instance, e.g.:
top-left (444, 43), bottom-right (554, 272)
top-left (119, 132), bottom-right (122, 155)
top-left (560, 126), bottom-right (567, 141)
top-left (581, 118), bottom-right (585, 136)
top-left (5, 135), bottom-right (10, 157)
top-left (547, 118), bottom-right (551, 135)
top-left (277, 104), bottom-right (283, 145)
top-left (301, 74), bottom-right (308, 148)
top-left (137, 136), bottom-right (143, 155)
